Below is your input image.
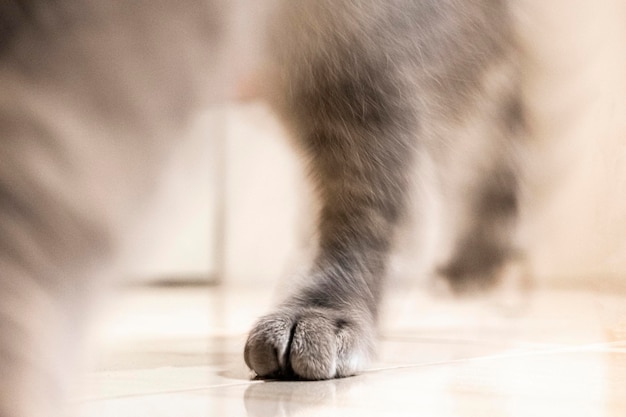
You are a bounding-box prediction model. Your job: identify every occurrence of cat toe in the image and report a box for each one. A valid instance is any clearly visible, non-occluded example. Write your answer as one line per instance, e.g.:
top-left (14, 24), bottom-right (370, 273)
top-left (244, 315), bottom-right (293, 378)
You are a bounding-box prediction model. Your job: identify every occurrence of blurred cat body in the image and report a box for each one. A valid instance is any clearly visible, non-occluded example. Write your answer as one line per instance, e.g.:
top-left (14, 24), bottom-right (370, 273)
top-left (0, 1), bottom-right (523, 416)
top-left (0, 1), bottom-right (260, 415)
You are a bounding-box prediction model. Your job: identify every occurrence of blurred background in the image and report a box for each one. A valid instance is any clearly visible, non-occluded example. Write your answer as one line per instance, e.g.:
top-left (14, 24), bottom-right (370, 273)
top-left (120, 0), bottom-right (626, 293)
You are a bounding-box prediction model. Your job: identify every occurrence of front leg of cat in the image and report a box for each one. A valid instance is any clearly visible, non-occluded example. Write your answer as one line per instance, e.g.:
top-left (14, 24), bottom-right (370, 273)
top-left (245, 1), bottom-right (420, 380)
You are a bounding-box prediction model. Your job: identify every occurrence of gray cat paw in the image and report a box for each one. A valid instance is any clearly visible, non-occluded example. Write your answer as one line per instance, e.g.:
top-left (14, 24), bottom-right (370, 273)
top-left (244, 307), bottom-right (374, 380)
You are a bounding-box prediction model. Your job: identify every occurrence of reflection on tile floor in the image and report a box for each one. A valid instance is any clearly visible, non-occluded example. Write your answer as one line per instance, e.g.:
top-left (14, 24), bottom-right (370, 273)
top-left (77, 285), bottom-right (626, 416)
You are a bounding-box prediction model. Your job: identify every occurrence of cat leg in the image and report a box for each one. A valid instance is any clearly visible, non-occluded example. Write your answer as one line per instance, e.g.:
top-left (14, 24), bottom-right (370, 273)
top-left (244, 4), bottom-right (420, 380)
top-left (438, 92), bottom-right (526, 293)
top-left (245, 0), bottom-right (522, 380)
top-left (439, 164), bottom-right (522, 292)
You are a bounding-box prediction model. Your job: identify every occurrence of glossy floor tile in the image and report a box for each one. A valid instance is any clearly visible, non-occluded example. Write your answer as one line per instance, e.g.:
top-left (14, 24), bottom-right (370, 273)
top-left (77, 285), bottom-right (626, 417)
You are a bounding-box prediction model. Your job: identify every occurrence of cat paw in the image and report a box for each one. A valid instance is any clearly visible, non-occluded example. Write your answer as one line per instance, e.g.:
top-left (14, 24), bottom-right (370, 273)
top-left (244, 307), bottom-right (374, 380)
top-left (438, 253), bottom-right (530, 296)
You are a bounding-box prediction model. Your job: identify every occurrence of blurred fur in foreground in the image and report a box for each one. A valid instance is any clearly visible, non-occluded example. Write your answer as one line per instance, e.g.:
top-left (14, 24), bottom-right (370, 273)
top-left (0, 1), bottom-right (252, 416)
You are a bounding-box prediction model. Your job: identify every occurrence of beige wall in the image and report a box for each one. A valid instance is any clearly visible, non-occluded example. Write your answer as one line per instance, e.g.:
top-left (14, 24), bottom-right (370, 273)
top-left (519, 0), bottom-right (626, 288)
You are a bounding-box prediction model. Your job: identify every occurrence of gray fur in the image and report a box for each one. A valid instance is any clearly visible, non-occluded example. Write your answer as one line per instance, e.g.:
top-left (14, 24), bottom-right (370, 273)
top-left (245, 0), bottom-right (524, 379)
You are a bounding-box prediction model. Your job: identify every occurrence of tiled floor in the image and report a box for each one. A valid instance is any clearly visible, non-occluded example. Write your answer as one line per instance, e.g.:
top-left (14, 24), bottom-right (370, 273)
top-left (77, 284), bottom-right (626, 417)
